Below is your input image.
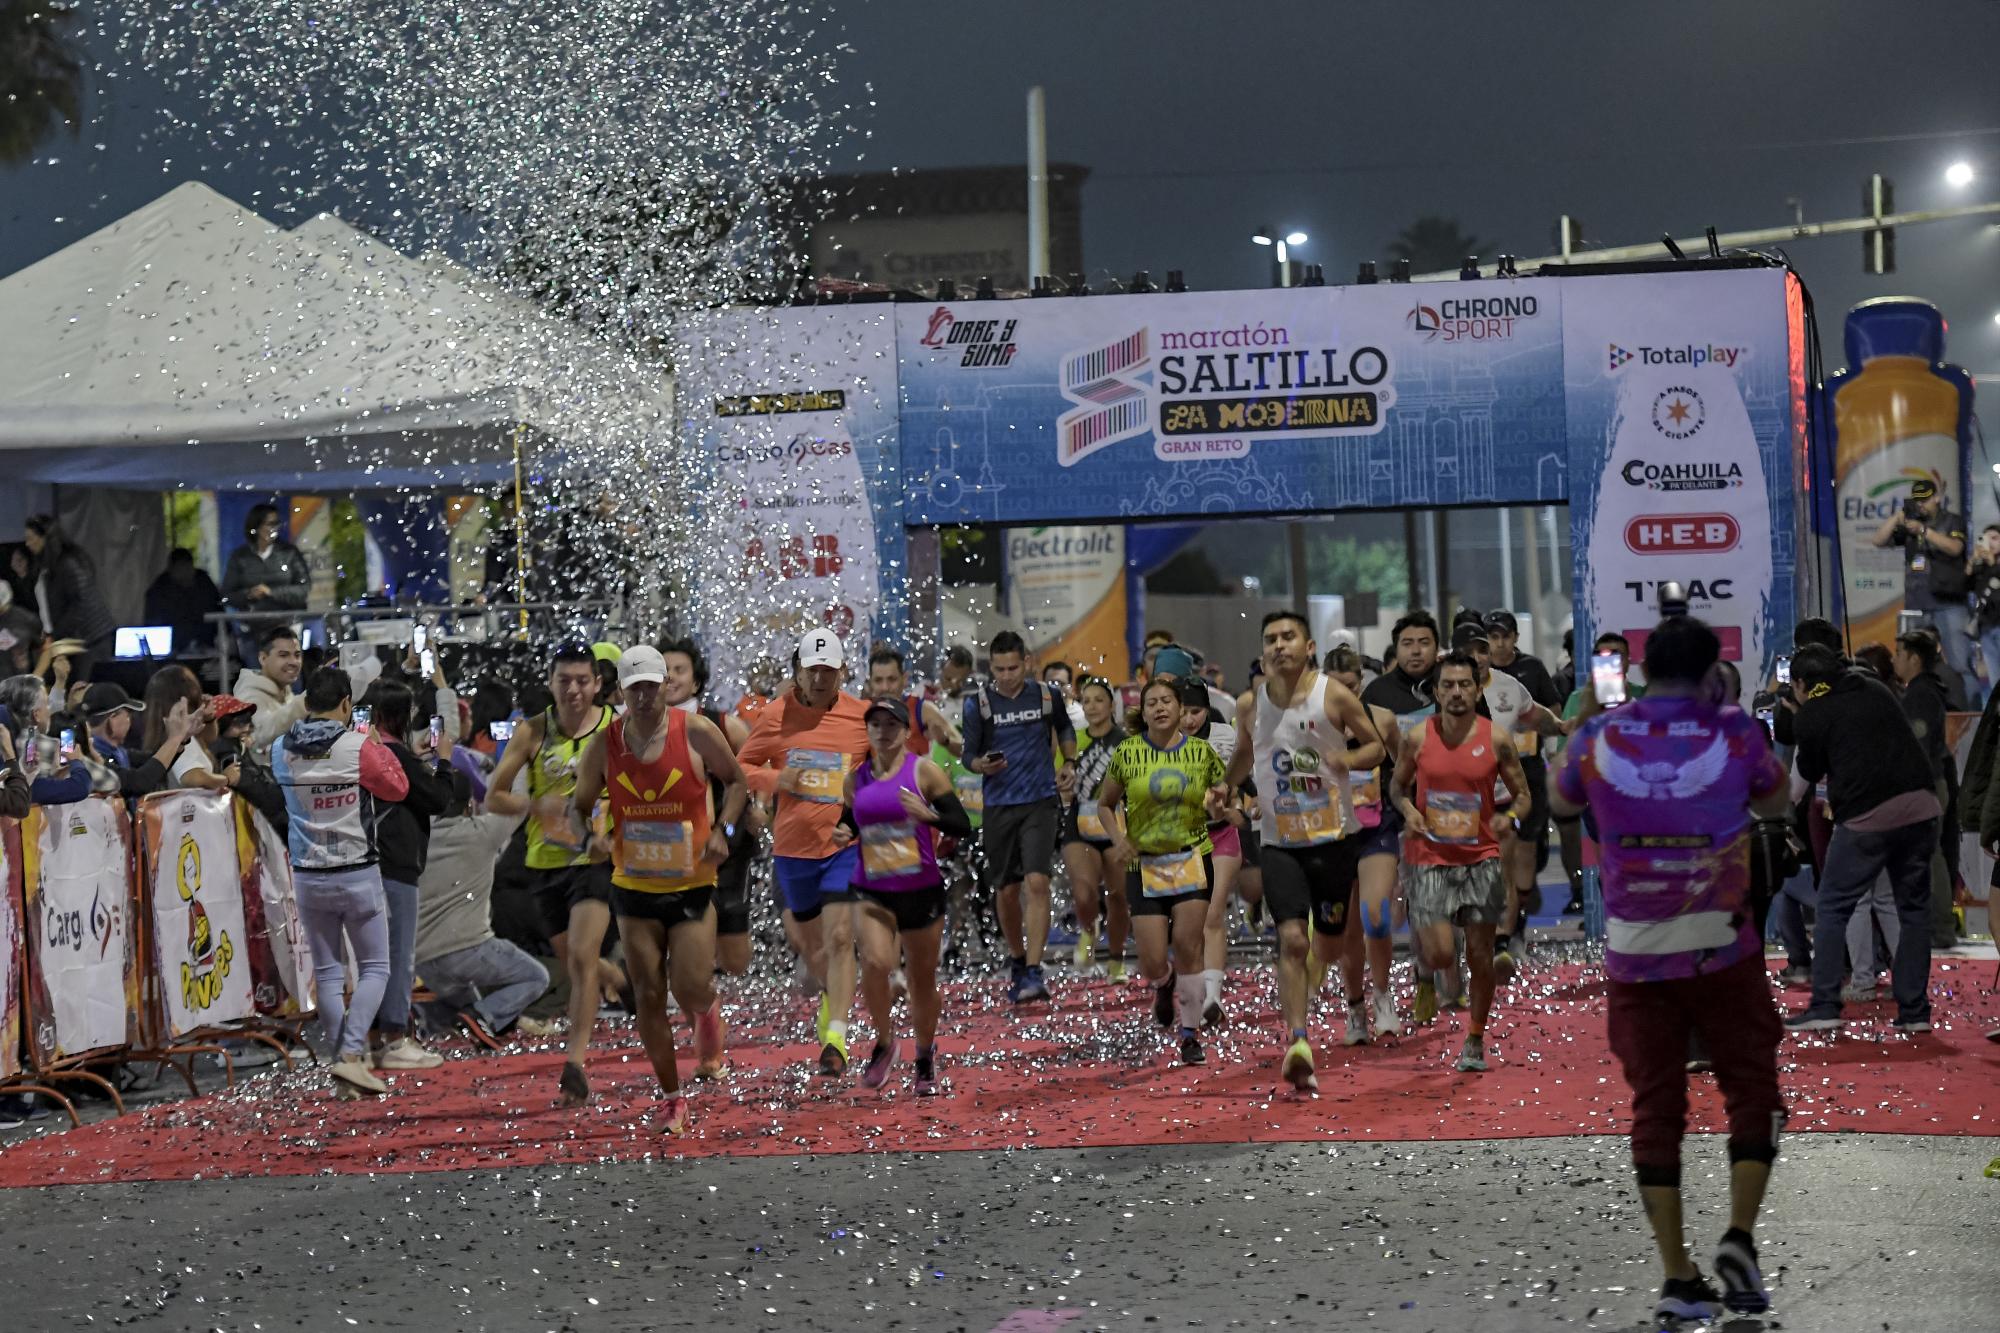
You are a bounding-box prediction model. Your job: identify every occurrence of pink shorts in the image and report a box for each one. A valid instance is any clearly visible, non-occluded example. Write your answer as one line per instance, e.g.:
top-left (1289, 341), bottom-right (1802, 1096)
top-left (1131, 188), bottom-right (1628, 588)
top-left (1210, 823), bottom-right (1243, 860)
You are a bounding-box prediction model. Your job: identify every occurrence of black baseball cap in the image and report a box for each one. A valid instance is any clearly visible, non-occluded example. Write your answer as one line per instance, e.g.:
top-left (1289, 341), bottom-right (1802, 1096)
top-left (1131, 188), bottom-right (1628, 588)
top-left (863, 697), bottom-right (910, 728)
top-left (1909, 478), bottom-right (1938, 500)
top-left (1177, 677), bottom-right (1211, 708)
top-left (82, 682), bottom-right (145, 718)
top-left (1451, 623), bottom-right (1490, 653)
top-left (1483, 609), bottom-right (1520, 635)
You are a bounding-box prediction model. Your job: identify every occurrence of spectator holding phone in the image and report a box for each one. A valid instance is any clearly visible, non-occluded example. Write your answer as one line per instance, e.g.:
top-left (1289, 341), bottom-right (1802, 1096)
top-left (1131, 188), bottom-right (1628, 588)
top-left (84, 682), bottom-right (190, 797)
top-left (0, 672), bottom-right (91, 806)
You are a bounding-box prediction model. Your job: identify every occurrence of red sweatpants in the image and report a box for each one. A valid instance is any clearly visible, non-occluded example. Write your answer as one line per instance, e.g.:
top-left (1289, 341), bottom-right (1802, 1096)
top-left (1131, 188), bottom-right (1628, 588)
top-left (1606, 953), bottom-right (1785, 1172)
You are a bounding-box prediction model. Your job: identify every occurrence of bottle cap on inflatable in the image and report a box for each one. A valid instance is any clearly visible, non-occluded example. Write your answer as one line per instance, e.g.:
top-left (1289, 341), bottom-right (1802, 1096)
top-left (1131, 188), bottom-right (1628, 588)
top-left (1844, 297), bottom-right (1945, 365)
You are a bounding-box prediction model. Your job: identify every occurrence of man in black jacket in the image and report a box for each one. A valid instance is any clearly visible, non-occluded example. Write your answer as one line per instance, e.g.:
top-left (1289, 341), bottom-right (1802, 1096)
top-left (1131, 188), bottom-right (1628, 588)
top-left (1785, 645), bottom-right (1938, 1033)
top-left (1891, 632), bottom-right (1961, 948)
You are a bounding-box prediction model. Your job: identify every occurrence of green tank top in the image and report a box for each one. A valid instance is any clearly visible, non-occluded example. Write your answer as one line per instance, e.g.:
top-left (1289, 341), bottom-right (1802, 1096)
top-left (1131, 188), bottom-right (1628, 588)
top-left (1106, 733), bottom-right (1225, 855)
top-left (525, 704), bottom-right (613, 869)
top-left (932, 739), bottom-right (982, 830)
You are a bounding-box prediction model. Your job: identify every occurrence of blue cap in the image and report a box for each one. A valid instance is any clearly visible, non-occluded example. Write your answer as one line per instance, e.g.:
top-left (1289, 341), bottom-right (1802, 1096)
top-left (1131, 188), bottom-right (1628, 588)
top-left (1152, 645), bottom-right (1199, 680)
top-left (1844, 297), bottom-right (1945, 366)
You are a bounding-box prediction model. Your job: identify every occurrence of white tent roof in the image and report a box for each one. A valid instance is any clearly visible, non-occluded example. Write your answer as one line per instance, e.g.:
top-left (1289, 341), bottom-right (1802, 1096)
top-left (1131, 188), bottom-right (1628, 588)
top-left (0, 181), bottom-right (667, 489)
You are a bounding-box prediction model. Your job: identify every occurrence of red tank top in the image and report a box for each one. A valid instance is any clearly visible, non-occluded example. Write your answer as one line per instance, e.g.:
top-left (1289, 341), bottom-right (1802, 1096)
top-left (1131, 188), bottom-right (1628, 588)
top-left (1405, 715), bottom-right (1501, 868)
top-left (605, 708), bottom-right (715, 892)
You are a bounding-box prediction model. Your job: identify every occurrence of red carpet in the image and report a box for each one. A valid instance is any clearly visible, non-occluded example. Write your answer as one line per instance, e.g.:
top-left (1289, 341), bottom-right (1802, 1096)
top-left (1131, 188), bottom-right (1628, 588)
top-left (3, 957), bottom-right (1996, 1187)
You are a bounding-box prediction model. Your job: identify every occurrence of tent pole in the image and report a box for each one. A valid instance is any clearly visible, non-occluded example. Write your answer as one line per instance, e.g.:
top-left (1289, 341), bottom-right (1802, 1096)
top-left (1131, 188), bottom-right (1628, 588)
top-left (511, 425), bottom-right (529, 633)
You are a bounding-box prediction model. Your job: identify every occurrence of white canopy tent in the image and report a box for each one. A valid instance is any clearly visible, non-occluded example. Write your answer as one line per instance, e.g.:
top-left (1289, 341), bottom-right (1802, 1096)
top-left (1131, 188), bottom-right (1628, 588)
top-left (0, 181), bottom-right (670, 490)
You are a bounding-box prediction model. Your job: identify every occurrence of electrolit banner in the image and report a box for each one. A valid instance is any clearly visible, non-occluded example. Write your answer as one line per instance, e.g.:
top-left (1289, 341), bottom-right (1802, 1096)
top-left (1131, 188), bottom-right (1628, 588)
top-left (1820, 298), bottom-right (1975, 648)
top-left (677, 307), bottom-right (906, 697)
top-left (1563, 268), bottom-right (1803, 686)
top-left (1002, 525), bottom-right (1130, 680)
top-left (897, 283), bottom-right (1566, 524)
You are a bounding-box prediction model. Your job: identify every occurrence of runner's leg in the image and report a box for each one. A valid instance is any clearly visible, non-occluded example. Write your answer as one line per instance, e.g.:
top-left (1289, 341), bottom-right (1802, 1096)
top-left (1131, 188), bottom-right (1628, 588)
top-left (667, 903), bottom-right (718, 1016)
top-left (1022, 870), bottom-right (1052, 969)
top-left (562, 899), bottom-right (614, 1068)
top-left (903, 916), bottom-right (945, 1051)
top-left (1203, 851), bottom-right (1239, 1015)
top-left (1065, 841), bottom-right (1101, 962)
top-left (1464, 919), bottom-right (1498, 1034)
top-left (619, 915), bottom-right (679, 1096)
top-left (824, 898), bottom-right (859, 1040)
top-left (857, 898), bottom-right (900, 1046)
top-left (1102, 850), bottom-right (1131, 970)
top-left (1357, 853), bottom-right (1397, 999)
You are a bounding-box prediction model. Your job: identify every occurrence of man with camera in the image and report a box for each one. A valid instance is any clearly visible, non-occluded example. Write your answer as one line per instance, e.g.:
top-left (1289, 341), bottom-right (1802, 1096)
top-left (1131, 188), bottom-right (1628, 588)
top-left (1873, 477), bottom-right (1969, 693)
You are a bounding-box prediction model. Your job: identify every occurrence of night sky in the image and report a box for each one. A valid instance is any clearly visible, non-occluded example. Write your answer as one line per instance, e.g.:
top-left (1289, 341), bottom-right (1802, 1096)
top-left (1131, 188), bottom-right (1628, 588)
top-left (5, 0), bottom-right (1998, 377)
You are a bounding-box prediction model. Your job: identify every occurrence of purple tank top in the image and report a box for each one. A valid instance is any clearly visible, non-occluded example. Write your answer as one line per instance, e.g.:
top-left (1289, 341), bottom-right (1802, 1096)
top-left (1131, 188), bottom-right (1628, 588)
top-left (851, 751), bottom-right (941, 891)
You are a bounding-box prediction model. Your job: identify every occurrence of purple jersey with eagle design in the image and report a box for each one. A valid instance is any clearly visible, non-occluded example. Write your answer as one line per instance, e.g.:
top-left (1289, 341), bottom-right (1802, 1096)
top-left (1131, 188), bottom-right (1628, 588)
top-left (1553, 696), bottom-right (1785, 983)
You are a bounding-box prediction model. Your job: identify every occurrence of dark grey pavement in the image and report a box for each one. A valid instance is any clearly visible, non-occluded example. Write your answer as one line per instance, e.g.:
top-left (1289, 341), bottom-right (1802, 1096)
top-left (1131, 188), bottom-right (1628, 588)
top-left (1, 1133), bottom-right (1991, 1331)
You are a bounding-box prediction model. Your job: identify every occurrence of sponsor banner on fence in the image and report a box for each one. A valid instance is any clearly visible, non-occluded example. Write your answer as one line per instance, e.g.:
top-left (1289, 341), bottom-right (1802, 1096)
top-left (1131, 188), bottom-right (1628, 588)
top-left (896, 281), bottom-right (1566, 524)
top-left (678, 306), bottom-right (906, 698)
top-left (141, 789), bottom-right (254, 1036)
top-left (23, 799), bottom-right (138, 1063)
top-left (1002, 525), bottom-right (1131, 680)
top-left (1564, 269), bottom-right (1801, 687)
top-left (239, 801), bottom-right (314, 1016)
top-left (0, 823), bottom-right (20, 1080)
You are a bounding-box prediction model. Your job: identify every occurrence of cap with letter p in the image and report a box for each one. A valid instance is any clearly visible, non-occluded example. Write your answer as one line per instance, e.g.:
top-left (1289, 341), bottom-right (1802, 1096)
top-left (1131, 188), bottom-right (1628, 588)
top-left (797, 629), bottom-right (845, 671)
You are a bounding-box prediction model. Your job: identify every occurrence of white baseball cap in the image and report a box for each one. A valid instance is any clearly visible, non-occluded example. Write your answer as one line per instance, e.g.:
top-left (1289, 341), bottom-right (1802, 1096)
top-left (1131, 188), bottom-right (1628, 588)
top-left (618, 644), bottom-right (668, 687)
top-left (796, 629), bottom-right (845, 670)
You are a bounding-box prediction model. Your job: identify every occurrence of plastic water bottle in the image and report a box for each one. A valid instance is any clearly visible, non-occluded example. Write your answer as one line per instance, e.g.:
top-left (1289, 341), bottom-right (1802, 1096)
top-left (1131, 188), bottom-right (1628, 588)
top-left (1581, 866), bottom-right (1607, 942)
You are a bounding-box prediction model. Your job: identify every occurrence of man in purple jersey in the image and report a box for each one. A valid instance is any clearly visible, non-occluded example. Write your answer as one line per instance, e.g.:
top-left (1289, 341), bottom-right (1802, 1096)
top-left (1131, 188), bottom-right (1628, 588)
top-left (1551, 615), bottom-right (1792, 1324)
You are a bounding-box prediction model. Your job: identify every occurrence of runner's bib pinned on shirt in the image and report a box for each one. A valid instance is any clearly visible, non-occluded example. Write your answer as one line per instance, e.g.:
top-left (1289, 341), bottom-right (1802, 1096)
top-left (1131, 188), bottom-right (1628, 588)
top-left (953, 769), bottom-right (984, 816)
top-left (1425, 789), bottom-right (1483, 844)
top-left (620, 819), bottom-right (696, 880)
top-left (786, 748), bottom-right (847, 804)
top-left (1272, 786), bottom-right (1343, 847)
top-left (860, 821), bottom-right (923, 879)
top-left (1140, 848), bottom-right (1204, 897)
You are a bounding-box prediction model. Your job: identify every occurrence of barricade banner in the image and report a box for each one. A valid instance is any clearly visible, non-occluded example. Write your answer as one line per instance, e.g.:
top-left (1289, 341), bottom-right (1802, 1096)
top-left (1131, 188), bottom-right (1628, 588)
top-left (22, 798), bottom-right (139, 1063)
top-left (235, 798), bottom-right (314, 1016)
top-left (139, 789), bottom-right (255, 1036)
top-left (0, 822), bottom-right (22, 1080)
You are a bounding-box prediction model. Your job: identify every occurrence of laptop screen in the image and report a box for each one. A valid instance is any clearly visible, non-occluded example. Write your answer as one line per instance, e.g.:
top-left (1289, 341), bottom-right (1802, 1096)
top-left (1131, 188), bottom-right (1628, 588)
top-left (114, 626), bottom-right (174, 659)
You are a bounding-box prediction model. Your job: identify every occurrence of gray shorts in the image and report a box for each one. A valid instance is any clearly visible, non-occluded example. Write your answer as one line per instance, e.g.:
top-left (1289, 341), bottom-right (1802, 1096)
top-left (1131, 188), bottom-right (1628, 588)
top-left (1401, 859), bottom-right (1506, 929)
top-left (981, 798), bottom-right (1060, 891)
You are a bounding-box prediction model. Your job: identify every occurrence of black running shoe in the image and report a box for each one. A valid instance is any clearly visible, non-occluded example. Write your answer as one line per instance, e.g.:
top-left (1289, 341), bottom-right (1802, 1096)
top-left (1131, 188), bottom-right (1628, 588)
top-left (1153, 976), bottom-right (1176, 1028)
top-left (1178, 1033), bottom-right (1205, 1065)
top-left (1713, 1232), bottom-right (1770, 1314)
top-left (1653, 1272), bottom-right (1721, 1322)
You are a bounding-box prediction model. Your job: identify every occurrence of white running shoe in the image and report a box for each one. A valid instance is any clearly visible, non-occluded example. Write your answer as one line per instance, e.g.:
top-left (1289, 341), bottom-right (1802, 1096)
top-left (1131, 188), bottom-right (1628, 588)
top-left (1342, 1002), bottom-right (1370, 1047)
top-left (377, 1037), bottom-right (444, 1070)
top-left (1371, 991), bottom-right (1400, 1039)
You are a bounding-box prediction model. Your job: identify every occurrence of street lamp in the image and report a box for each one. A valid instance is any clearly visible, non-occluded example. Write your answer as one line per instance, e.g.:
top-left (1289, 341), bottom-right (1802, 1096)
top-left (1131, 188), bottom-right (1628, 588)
top-left (1252, 226), bottom-right (1309, 287)
top-left (1946, 161), bottom-right (1976, 188)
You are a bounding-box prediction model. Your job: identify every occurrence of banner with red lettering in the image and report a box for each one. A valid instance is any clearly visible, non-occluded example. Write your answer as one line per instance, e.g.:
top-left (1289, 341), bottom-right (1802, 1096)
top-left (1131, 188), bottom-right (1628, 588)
top-left (139, 790), bottom-right (255, 1037)
top-left (22, 799), bottom-right (139, 1064)
top-left (0, 823), bottom-right (21, 1080)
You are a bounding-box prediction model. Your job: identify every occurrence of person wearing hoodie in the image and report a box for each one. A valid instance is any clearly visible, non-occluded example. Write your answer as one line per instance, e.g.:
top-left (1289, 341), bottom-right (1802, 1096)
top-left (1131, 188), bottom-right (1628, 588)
top-left (1784, 644), bottom-right (1938, 1035)
top-left (270, 666), bottom-right (411, 1097)
top-left (233, 625), bottom-right (309, 761)
top-left (357, 677), bottom-right (468, 1070)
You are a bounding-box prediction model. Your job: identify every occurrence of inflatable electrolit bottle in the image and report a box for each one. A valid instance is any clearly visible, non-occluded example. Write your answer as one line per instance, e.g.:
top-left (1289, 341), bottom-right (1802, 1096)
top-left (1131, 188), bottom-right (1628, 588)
top-left (1826, 299), bottom-right (1974, 648)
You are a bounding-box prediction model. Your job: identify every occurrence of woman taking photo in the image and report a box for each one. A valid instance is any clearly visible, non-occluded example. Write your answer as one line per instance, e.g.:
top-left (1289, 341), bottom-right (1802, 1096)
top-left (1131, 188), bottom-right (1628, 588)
top-left (143, 666), bottom-right (238, 793)
top-left (1098, 677), bottom-right (1228, 1067)
top-left (1061, 677), bottom-right (1130, 981)
top-left (840, 697), bottom-right (972, 1096)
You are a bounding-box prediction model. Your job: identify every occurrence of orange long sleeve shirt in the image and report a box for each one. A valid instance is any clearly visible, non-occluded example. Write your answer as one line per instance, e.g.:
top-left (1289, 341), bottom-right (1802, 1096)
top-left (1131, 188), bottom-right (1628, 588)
top-left (735, 689), bottom-right (871, 859)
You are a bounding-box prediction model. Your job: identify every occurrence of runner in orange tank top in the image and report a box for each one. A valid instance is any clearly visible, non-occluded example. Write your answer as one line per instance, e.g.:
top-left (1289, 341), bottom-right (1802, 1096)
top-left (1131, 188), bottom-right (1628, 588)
top-left (573, 646), bottom-right (746, 1132)
top-left (1390, 650), bottom-right (1531, 1075)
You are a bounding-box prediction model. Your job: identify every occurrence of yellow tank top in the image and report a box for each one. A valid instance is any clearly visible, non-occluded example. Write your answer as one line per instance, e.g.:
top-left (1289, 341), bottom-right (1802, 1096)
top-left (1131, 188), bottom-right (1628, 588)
top-left (525, 704), bottom-right (612, 869)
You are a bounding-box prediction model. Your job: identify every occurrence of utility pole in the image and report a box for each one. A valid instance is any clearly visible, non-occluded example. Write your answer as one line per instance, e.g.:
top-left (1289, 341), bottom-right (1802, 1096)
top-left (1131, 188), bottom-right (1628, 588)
top-left (1027, 87), bottom-right (1049, 284)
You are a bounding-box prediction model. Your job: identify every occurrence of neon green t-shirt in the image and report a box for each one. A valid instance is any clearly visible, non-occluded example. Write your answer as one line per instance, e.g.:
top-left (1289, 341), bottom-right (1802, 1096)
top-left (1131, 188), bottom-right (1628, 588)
top-left (1105, 733), bottom-right (1225, 855)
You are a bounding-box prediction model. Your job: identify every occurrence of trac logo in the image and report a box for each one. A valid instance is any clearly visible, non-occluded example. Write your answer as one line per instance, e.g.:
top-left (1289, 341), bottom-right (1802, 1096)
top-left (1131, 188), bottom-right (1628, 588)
top-left (918, 307), bottom-right (1018, 367)
top-left (1624, 514), bottom-right (1740, 555)
top-left (1608, 344), bottom-right (1634, 371)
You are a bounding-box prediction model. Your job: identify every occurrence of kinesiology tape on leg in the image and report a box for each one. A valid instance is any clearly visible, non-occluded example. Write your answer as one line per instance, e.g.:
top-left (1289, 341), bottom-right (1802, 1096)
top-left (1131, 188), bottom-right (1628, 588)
top-left (1360, 896), bottom-right (1395, 939)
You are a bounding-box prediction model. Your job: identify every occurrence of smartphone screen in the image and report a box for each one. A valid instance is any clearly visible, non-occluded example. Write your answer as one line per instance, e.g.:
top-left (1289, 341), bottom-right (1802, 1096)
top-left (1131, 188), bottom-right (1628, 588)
top-left (413, 624), bottom-right (428, 654)
top-left (352, 705), bottom-right (373, 731)
top-left (420, 648), bottom-right (437, 678)
top-left (1756, 707), bottom-right (1775, 730)
top-left (1774, 655), bottom-right (1792, 685)
top-left (489, 718), bottom-right (515, 741)
top-left (429, 715), bottom-right (443, 748)
top-left (59, 727), bottom-right (75, 760)
top-left (1590, 652), bottom-right (1627, 707)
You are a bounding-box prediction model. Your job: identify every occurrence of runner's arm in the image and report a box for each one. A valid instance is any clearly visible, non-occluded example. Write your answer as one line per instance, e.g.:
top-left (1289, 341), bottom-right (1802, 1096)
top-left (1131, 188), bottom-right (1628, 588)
top-left (570, 731), bottom-right (609, 818)
top-left (688, 715), bottom-right (748, 830)
top-left (1098, 769), bottom-right (1133, 856)
top-left (923, 702), bottom-right (964, 758)
top-left (911, 757), bottom-right (972, 837)
top-left (1323, 675), bottom-right (1388, 760)
top-left (732, 708), bottom-right (786, 797)
top-left (722, 712), bottom-right (750, 753)
top-left (1222, 691), bottom-right (1257, 790)
top-left (483, 718), bottom-right (540, 815)
top-left (1389, 727), bottom-right (1426, 830)
top-left (1494, 734), bottom-right (1532, 825)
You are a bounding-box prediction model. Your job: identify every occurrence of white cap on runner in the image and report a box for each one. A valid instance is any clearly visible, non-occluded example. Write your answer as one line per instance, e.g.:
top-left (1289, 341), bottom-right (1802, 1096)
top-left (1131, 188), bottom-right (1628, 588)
top-left (618, 644), bottom-right (668, 686)
top-left (796, 629), bottom-right (844, 670)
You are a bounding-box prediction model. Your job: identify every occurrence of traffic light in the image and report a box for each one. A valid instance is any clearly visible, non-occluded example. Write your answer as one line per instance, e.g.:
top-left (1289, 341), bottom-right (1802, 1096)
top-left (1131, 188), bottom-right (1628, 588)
top-left (1863, 174), bottom-right (1895, 275)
